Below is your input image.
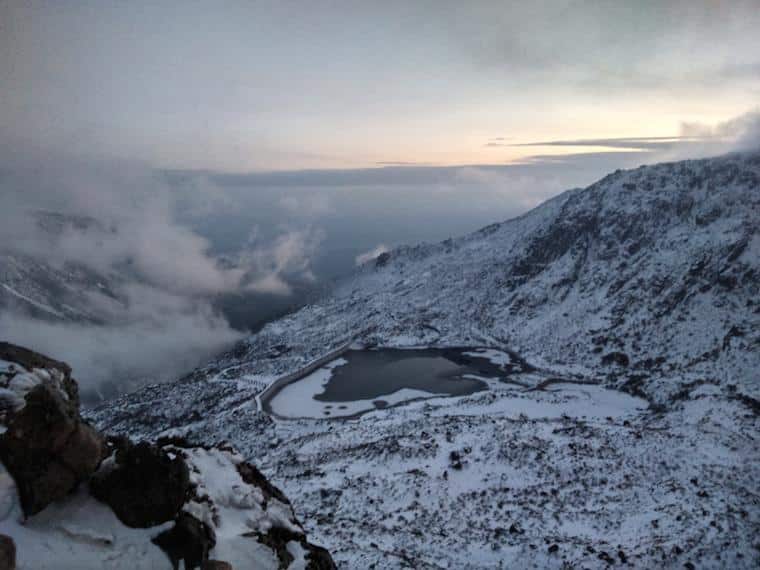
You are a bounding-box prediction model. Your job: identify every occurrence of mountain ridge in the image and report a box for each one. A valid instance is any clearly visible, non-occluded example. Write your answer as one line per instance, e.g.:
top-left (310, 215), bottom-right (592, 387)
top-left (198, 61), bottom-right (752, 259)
top-left (84, 151), bottom-right (759, 568)
top-left (89, 151), bottom-right (760, 435)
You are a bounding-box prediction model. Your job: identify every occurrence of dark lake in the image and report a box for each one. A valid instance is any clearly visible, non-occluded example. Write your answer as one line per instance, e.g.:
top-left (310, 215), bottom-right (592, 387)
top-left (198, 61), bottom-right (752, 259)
top-left (317, 349), bottom-right (491, 402)
top-left (264, 347), bottom-right (518, 419)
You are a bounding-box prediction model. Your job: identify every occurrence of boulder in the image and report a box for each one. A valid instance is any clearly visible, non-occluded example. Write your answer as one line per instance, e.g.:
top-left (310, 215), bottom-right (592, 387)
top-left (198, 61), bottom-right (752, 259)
top-left (601, 351), bottom-right (630, 367)
top-left (0, 343), bottom-right (104, 516)
top-left (152, 512), bottom-right (216, 570)
top-left (236, 460), bottom-right (289, 505)
top-left (0, 344), bottom-right (336, 569)
top-left (90, 440), bottom-right (190, 528)
top-left (0, 343), bottom-right (78, 407)
top-left (0, 534), bottom-right (15, 570)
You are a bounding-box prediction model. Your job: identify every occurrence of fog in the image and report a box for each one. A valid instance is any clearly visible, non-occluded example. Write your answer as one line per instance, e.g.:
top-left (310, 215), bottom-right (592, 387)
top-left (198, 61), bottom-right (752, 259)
top-left (1, 108), bottom-right (757, 399)
top-left (0, 148), bottom-right (321, 398)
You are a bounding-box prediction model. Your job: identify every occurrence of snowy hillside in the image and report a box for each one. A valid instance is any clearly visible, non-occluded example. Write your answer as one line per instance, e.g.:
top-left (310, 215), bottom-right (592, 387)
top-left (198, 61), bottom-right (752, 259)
top-left (261, 152), bottom-right (758, 399)
top-left (98, 151), bottom-right (758, 409)
top-left (0, 342), bottom-right (336, 569)
top-left (87, 152), bottom-right (760, 568)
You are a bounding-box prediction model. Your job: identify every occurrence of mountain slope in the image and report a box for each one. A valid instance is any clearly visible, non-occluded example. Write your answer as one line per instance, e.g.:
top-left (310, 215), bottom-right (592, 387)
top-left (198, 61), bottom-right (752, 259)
top-left (87, 152), bottom-right (760, 568)
top-left (90, 151), bottom-right (760, 434)
top-left (157, 152), bottom-right (757, 398)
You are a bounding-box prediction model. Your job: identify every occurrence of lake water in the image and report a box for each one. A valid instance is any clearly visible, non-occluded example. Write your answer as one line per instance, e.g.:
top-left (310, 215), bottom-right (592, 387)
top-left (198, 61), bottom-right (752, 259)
top-left (263, 347), bottom-right (518, 419)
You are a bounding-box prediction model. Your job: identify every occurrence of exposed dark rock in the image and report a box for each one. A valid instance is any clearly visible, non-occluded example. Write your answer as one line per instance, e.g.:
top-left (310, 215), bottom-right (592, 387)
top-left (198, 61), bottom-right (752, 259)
top-left (201, 562), bottom-right (232, 570)
top-left (601, 352), bottom-right (630, 367)
top-left (0, 535), bottom-right (15, 570)
top-left (448, 450), bottom-right (464, 470)
top-left (90, 441), bottom-right (189, 528)
top-left (508, 522), bottom-right (524, 535)
top-left (304, 543), bottom-right (337, 570)
top-left (152, 512), bottom-right (216, 570)
top-left (736, 394), bottom-right (760, 416)
top-left (57, 423), bottom-right (105, 479)
top-left (375, 251), bottom-right (391, 267)
top-left (0, 344), bottom-right (337, 568)
top-left (236, 461), bottom-right (289, 505)
top-left (250, 526), bottom-right (337, 570)
top-left (619, 374), bottom-right (650, 400)
top-left (0, 343), bottom-right (104, 516)
top-left (0, 342), bottom-right (78, 407)
top-left (251, 527), bottom-right (299, 568)
top-left (722, 325), bottom-right (745, 349)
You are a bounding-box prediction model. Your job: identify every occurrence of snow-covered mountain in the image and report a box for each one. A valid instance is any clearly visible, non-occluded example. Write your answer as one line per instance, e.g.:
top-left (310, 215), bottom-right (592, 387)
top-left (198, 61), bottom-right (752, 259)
top-left (87, 152), bottom-right (759, 568)
top-left (0, 212), bottom-right (125, 324)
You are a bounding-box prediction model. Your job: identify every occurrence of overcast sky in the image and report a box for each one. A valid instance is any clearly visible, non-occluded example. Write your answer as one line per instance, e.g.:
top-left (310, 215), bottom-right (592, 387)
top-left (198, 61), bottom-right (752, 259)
top-left (1, 1), bottom-right (758, 394)
top-left (2, 0), bottom-right (759, 171)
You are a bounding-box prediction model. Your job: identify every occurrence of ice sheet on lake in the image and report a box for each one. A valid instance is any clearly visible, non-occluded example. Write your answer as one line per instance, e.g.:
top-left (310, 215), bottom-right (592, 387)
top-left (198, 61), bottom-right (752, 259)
top-left (267, 358), bottom-right (440, 419)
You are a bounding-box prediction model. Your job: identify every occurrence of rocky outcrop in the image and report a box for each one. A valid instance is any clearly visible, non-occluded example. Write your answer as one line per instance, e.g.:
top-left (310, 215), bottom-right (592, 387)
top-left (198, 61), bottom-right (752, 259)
top-left (152, 512), bottom-right (216, 570)
top-left (0, 534), bottom-right (14, 570)
top-left (0, 343), bottom-right (336, 569)
top-left (90, 439), bottom-right (190, 528)
top-left (0, 342), bottom-right (104, 516)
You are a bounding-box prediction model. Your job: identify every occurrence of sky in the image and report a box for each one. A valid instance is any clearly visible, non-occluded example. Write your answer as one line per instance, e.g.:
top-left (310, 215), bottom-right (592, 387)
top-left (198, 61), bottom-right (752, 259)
top-left (2, 0), bottom-right (759, 171)
top-left (0, 1), bottom-right (759, 395)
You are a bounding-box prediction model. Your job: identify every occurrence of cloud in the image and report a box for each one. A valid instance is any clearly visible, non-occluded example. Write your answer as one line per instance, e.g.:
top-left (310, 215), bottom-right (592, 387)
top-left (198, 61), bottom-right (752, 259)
top-left (278, 194), bottom-right (333, 217)
top-left (715, 62), bottom-right (760, 81)
top-left (241, 228), bottom-right (323, 294)
top-left (0, 304), bottom-right (242, 400)
top-left (0, 148), bottom-right (322, 397)
top-left (355, 244), bottom-right (390, 266)
top-left (0, 149), bottom-right (324, 297)
top-left (453, 167), bottom-right (567, 210)
top-left (734, 113), bottom-right (760, 151)
top-left (505, 136), bottom-right (706, 151)
top-left (502, 108), bottom-right (760, 160)
top-left (0, 154), bottom-right (247, 296)
top-left (433, 1), bottom-right (760, 94)
top-left (374, 161), bottom-right (434, 166)
top-left (652, 108), bottom-right (760, 161)
top-left (680, 109), bottom-right (760, 152)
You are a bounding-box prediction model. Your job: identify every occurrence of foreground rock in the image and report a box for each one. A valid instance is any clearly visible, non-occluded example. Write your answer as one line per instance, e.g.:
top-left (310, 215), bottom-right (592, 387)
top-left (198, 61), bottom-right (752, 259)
top-left (0, 343), bottom-right (335, 569)
top-left (0, 343), bottom-right (104, 516)
top-left (90, 439), bottom-right (190, 528)
top-left (0, 534), bottom-right (14, 570)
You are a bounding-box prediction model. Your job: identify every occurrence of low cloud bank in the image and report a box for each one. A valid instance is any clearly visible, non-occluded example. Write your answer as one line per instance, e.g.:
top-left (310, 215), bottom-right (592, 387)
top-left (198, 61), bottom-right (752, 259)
top-left (679, 109), bottom-right (760, 151)
top-left (3, 108), bottom-right (757, 399)
top-left (0, 149), bottom-right (321, 397)
top-left (0, 307), bottom-right (240, 401)
top-left (355, 244), bottom-right (389, 266)
top-left (656, 108), bottom-right (760, 161)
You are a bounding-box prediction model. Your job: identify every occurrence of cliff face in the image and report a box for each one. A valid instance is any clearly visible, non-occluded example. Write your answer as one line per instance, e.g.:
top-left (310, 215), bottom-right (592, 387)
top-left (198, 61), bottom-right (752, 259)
top-left (0, 342), bottom-right (335, 570)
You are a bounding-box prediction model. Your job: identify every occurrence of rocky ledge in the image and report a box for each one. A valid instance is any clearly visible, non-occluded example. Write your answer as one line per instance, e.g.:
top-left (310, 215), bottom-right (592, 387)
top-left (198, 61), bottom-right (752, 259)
top-left (0, 342), bottom-right (335, 570)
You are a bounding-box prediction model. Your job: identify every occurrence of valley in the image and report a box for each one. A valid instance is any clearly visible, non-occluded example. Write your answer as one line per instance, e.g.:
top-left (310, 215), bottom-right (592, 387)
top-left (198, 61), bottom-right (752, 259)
top-left (87, 153), bottom-right (760, 568)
